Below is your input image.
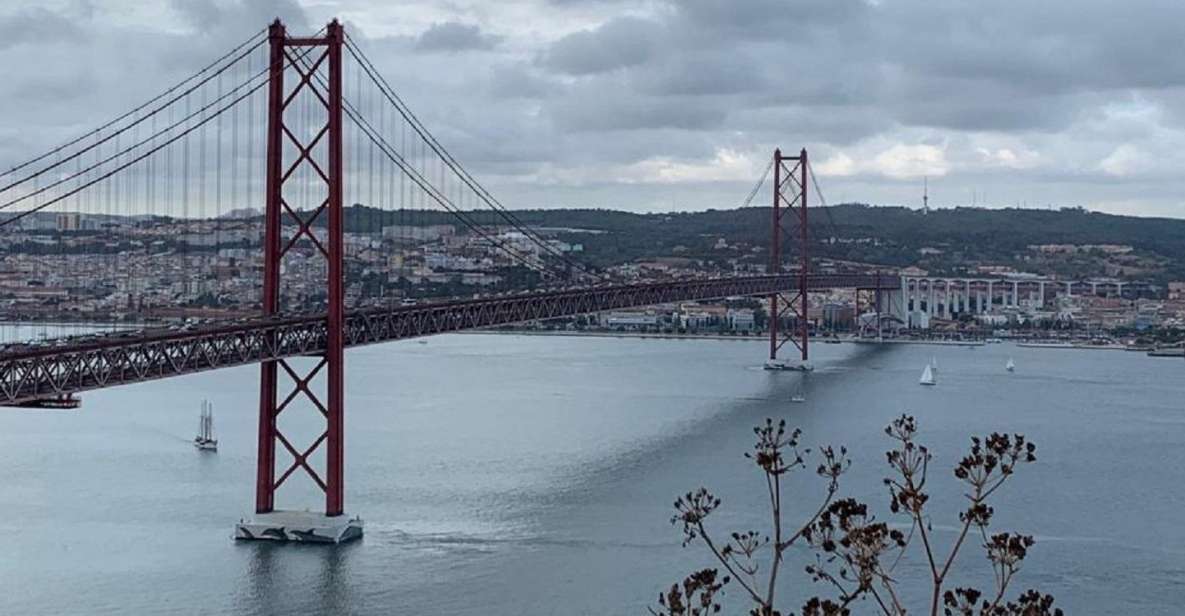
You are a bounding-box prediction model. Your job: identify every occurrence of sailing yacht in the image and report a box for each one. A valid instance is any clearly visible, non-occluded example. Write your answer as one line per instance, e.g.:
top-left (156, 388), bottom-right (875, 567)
top-left (194, 400), bottom-right (218, 451)
top-left (1006, 357), bottom-right (1015, 372)
top-left (919, 363), bottom-right (936, 386)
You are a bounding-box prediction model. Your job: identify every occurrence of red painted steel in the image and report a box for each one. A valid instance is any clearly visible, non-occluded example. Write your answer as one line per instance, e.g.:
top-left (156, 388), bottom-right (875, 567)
top-left (797, 148), bottom-right (809, 361)
top-left (253, 19), bottom-right (347, 517)
top-left (255, 19), bottom-right (285, 515)
top-left (324, 20), bottom-right (346, 517)
top-left (769, 149), bottom-right (781, 361)
top-left (768, 148), bottom-right (810, 363)
top-left (0, 274), bottom-right (900, 407)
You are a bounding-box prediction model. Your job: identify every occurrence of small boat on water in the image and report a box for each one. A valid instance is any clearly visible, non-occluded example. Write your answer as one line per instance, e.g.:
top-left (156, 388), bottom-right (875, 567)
top-left (919, 363), bottom-right (936, 386)
top-left (194, 400), bottom-right (218, 451)
top-left (1006, 357), bottom-right (1015, 372)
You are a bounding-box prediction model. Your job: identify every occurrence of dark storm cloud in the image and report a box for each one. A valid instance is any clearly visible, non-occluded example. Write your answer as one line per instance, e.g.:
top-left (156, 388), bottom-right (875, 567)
top-left (414, 21), bottom-right (501, 52)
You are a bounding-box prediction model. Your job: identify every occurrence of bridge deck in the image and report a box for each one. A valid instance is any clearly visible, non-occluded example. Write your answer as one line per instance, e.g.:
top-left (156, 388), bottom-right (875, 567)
top-left (0, 274), bottom-right (899, 405)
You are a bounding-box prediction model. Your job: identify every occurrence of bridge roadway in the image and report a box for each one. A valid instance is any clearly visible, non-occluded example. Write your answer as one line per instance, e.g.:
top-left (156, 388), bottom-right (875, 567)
top-left (0, 273), bottom-right (899, 406)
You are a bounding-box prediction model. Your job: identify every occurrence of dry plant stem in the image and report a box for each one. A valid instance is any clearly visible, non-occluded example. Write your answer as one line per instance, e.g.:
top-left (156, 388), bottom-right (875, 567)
top-left (782, 484), bottom-right (837, 552)
top-left (695, 521), bottom-right (763, 605)
top-left (875, 565), bottom-right (906, 614)
top-left (765, 470), bottom-right (782, 609)
top-left (868, 587), bottom-right (894, 616)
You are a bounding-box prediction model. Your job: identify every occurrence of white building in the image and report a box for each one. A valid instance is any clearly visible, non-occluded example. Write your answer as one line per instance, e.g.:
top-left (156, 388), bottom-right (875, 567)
top-left (727, 308), bottom-right (755, 331)
top-left (602, 311), bottom-right (658, 329)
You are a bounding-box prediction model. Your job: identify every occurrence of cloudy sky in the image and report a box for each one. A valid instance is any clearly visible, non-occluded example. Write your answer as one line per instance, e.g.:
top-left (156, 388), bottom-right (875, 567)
top-left (1, 0), bottom-right (1184, 217)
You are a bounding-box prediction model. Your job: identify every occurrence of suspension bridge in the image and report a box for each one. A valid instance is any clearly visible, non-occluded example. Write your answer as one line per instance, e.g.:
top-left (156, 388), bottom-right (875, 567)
top-left (0, 20), bottom-right (902, 542)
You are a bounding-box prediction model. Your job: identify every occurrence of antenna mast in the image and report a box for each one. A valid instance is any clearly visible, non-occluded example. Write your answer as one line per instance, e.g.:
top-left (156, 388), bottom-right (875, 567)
top-left (923, 177), bottom-right (929, 215)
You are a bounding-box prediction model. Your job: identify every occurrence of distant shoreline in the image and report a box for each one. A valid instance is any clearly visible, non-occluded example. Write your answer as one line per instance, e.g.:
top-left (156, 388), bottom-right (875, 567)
top-left (464, 329), bottom-right (1145, 352)
top-left (466, 329), bottom-right (768, 342)
top-left (468, 330), bottom-right (973, 346)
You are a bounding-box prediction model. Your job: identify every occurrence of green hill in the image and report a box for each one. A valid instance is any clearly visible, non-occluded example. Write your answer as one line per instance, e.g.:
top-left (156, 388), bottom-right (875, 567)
top-left (340, 203), bottom-right (1185, 285)
top-left (506, 205), bottom-right (1185, 284)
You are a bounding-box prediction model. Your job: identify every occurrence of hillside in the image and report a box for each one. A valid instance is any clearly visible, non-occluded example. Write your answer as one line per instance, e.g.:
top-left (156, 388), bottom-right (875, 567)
top-left (277, 203), bottom-right (1185, 284)
top-left (504, 205), bottom-right (1185, 283)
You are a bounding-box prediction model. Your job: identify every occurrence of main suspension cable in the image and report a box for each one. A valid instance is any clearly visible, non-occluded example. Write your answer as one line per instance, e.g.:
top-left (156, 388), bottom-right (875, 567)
top-left (805, 158), bottom-right (842, 242)
top-left (290, 50), bottom-right (570, 279)
top-left (0, 28), bottom-right (266, 182)
top-left (343, 101), bottom-right (563, 277)
top-left (344, 36), bottom-right (605, 281)
top-left (0, 43), bottom-right (323, 227)
top-left (741, 157), bottom-right (774, 209)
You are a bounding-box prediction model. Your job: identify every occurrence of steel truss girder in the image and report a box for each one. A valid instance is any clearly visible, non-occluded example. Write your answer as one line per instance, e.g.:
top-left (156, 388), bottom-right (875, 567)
top-left (0, 273), bottom-right (899, 406)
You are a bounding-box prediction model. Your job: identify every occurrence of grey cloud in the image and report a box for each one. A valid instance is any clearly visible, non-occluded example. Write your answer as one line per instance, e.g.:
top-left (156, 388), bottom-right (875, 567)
top-left (631, 51), bottom-right (768, 97)
top-left (7, 0), bottom-right (1185, 216)
top-left (170, 0), bottom-right (221, 30)
top-left (0, 7), bottom-right (88, 50)
top-left (734, 105), bottom-right (892, 148)
top-left (876, 1), bottom-right (1185, 104)
top-left (881, 71), bottom-right (1086, 134)
top-left (549, 87), bottom-right (727, 132)
top-left (673, 0), bottom-right (872, 42)
top-left (539, 16), bottom-right (661, 75)
top-left (414, 22), bottom-right (501, 52)
top-left (342, 0), bottom-right (1185, 213)
top-left (171, 0), bottom-right (310, 35)
top-left (488, 65), bottom-right (558, 99)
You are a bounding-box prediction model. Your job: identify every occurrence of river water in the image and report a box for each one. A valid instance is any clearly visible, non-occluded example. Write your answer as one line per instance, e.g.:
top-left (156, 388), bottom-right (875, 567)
top-left (1, 333), bottom-right (1182, 614)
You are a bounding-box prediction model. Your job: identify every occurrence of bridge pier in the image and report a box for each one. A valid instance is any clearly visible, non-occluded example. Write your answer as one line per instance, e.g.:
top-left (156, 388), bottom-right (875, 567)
top-left (235, 510), bottom-right (362, 543)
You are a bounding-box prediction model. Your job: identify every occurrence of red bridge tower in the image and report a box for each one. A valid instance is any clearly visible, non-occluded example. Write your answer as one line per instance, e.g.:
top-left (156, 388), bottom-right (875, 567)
top-left (235, 19), bottom-right (361, 543)
top-left (766, 148), bottom-right (811, 371)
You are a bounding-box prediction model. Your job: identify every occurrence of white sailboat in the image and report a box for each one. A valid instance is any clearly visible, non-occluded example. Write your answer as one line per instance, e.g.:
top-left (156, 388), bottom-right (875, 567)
top-left (919, 363), bottom-right (936, 386)
top-left (194, 400), bottom-right (218, 451)
top-left (1005, 357), bottom-right (1015, 372)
